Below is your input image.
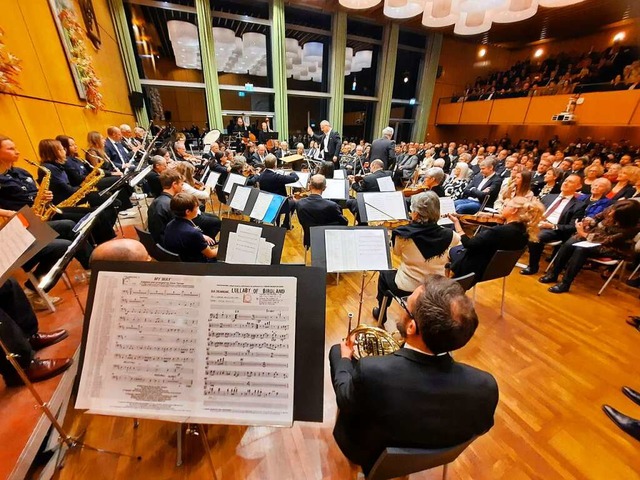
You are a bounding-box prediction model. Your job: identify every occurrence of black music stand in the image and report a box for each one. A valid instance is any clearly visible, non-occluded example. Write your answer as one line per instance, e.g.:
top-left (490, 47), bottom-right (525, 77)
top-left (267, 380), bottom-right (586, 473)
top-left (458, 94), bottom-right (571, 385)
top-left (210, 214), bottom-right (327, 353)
top-left (217, 218), bottom-right (286, 265)
top-left (356, 191), bottom-right (409, 224)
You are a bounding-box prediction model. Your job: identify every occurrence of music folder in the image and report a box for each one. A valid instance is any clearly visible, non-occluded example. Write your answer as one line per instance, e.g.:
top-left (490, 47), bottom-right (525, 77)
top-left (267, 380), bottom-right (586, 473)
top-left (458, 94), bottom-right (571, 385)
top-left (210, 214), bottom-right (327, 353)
top-left (217, 218), bottom-right (286, 265)
top-left (356, 191), bottom-right (408, 223)
top-left (228, 184), bottom-right (286, 224)
top-left (223, 172), bottom-right (248, 194)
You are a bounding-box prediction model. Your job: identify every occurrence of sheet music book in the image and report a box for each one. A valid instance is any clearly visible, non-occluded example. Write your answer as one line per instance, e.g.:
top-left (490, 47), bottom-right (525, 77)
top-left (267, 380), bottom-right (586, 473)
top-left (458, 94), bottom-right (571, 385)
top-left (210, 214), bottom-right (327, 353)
top-left (76, 272), bottom-right (298, 426)
top-left (286, 171), bottom-right (310, 189)
top-left (334, 169), bottom-right (346, 180)
top-left (205, 171), bottom-right (222, 189)
top-left (249, 192), bottom-right (285, 223)
top-left (438, 196), bottom-right (456, 225)
top-left (323, 228), bottom-right (391, 272)
top-left (0, 214), bottom-right (35, 279)
top-left (229, 185), bottom-right (253, 211)
top-left (376, 175), bottom-right (395, 192)
top-left (223, 173), bottom-right (248, 194)
top-left (129, 165), bottom-right (153, 188)
top-left (226, 223), bottom-right (274, 265)
top-left (322, 179), bottom-right (349, 200)
top-left (360, 192), bottom-right (408, 222)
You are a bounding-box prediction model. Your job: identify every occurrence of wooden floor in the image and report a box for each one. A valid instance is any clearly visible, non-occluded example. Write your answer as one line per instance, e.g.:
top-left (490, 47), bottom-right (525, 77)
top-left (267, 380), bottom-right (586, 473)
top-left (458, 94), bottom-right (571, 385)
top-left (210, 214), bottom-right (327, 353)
top-left (15, 210), bottom-right (639, 479)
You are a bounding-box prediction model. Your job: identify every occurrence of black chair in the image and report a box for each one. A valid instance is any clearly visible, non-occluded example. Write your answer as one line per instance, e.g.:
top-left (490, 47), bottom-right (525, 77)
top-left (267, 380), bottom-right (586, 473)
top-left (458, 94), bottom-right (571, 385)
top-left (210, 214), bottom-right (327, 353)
top-left (473, 248), bottom-right (525, 317)
top-left (452, 272), bottom-right (476, 292)
top-left (156, 245), bottom-right (181, 262)
top-left (366, 437), bottom-right (476, 480)
top-left (135, 226), bottom-right (180, 262)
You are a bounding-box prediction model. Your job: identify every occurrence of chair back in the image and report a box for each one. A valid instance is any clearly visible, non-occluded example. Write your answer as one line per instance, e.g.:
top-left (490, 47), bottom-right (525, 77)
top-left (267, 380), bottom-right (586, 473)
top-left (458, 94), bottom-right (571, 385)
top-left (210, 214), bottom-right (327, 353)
top-left (135, 227), bottom-right (158, 256)
top-left (452, 273), bottom-right (476, 291)
top-left (367, 438), bottom-right (475, 480)
top-left (155, 245), bottom-right (181, 262)
top-left (480, 249), bottom-right (525, 283)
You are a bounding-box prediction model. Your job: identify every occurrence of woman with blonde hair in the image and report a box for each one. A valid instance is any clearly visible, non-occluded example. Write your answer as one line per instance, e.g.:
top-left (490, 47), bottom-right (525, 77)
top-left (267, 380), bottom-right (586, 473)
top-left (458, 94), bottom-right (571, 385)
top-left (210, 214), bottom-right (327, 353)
top-left (581, 163), bottom-right (604, 194)
top-left (607, 165), bottom-right (639, 201)
top-left (442, 161), bottom-right (470, 200)
top-left (447, 196), bottom-right (544, 284)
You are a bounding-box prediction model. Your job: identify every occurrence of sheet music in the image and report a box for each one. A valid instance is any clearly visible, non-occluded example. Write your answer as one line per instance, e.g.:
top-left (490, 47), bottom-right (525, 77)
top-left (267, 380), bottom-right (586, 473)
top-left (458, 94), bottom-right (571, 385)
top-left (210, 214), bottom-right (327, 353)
top-left (73, 191), bottom-right (119, 233)
top-left (286, 172), bottom-right (310, 189)
top-left (205, 171), bottom-right (221, 189)
top-left (229, 185), bottom-right (253, 211)
top-left (250, 192), bottom-right (273, 220)
top-left (438, 196), bottom-right (456, 225)
top-left (324, 229), bottom-right (390, 272)
top-left (226, 224), bottom-right (262, 264)
top-left (322, 179), bottom-right (348, 200)
top-left (129, 165), bottom-right (153, 188)
top-left (362, 192), bottom-right (407, 222)
top-left (0, 215), bottom-right (36, 278)
top-left (334, 169), bottom-right (345, 179)
top-left (77, 272), bottom-right (297, 426)
top-left (224, 173), bottom-right (247, 194)
top-left (376, 175), bottom-right (395, 192)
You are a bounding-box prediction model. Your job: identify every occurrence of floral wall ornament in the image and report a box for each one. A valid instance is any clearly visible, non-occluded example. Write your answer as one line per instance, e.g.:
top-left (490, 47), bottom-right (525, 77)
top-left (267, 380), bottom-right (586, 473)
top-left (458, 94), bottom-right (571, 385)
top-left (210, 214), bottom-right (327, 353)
top-left (0, 28), bottom-right (22, 93)
top-left (48, 0), bottom-right (104, 110)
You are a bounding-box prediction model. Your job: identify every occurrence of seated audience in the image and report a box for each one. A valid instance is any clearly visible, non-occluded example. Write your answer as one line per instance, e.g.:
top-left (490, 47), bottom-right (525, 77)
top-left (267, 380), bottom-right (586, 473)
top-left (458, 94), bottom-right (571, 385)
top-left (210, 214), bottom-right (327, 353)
top-left (579, 177), bottom-right (612, 218)
top-left (521, 175), bottom-right (587, 275)
top-left (608, 166), bottom-right (639, 201)
top-left (538, 166), bottom-right (562, 199)
top-left (448, 196), bottom-right (544, 283)
top-left (493, 169), bottom-right (534, 212)
top-left (330, 275), bottom-right (498, 476)
top-left (393, 145), bottom-right (419, 184)
top-left (454, 159), bottom-right (503, 214)
top-left (443, 162), bottom-right (470, 200)
top-left (539, 200), bottom-right (640, 293)
top-left (581, 163), bottom-right (604, 194)
top-left (375, 192), bottom-right (461, 323)
top-left (164, 193), bottom-right (217, 263)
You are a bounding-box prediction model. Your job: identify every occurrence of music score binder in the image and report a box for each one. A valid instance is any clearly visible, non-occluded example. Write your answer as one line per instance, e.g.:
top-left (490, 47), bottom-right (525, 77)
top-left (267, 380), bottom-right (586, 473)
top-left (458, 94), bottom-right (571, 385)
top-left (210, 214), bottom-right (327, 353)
top-left (356, 191), bottom-right (408, 223)
top-left (228, 184), bottom-right (286, 224)
top-left (217, 219), bottom-right (286, 265)
top-left (322, 179), bottom-right (349, 200)
top-left (223, 172), bottom-right (248, 194)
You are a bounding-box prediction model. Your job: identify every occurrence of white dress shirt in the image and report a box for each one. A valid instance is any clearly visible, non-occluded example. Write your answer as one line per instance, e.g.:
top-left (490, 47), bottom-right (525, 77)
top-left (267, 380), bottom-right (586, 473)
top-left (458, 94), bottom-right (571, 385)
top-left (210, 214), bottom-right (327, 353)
top-left (545, 196), bottom-right (572, 224)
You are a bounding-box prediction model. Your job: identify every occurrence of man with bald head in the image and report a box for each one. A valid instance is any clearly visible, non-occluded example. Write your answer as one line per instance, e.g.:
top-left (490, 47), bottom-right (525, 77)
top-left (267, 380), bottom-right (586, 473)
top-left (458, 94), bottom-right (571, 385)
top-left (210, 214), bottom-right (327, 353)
top-left (90, 238), bottom-right (150, 264)
top-left (105, 126), bottom-right (131, 170)
top-left (296, 174), bottom-right (348, 242)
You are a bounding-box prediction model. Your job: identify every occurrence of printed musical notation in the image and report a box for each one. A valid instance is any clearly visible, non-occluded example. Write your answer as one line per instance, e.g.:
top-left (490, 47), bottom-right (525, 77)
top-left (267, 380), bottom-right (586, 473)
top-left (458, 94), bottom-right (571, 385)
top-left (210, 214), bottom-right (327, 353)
top-left (76, 272), bottom-right (298, 427)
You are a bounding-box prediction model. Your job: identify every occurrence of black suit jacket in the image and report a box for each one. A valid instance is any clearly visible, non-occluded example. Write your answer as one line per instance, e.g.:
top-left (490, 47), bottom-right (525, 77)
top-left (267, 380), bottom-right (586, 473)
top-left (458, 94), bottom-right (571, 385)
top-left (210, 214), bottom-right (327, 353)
top-left (257, 169), bottom-right (298, 197)
top-left (369, 137), bottom-right (396, 169)
top-left (329, 345), bottom-right (498, 474)
top-left (460, 173), bottom-right (503, 207)
top-left (540, 194), bottom-right (587, 234)
top-left (530, 171), bottom-right (546, 196)
top-left (297, 194), bottom-right (348, 246)
top-left (312, 130), bottom-right (341, 164)
top-left (351, 170), bottom-right (392, 193)
top-left (145, 170), bottom-right (162, 198)
top-left (104, 139), bottom-right (130, 170)
top-left (147, 193), bottom-right (173, 245)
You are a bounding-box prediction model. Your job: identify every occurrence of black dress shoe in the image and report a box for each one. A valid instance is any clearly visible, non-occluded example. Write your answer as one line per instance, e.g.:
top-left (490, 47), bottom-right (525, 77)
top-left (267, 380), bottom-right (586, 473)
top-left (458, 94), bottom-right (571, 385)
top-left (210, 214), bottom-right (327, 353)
top-left (626, 277), bottom-right (640, 288)
top-left (29, 329), bottom-right (68, 351)
top-left (622, 386), bottom-right (640, 407)
top-left (520, 267), bottom-right (538, 275)
top-left (602, 405), bottom-right (640, 441)
top-left (4, 358), bottom-right (73, 387)
top-left (372, 307), bottom-right (380, 320)
top-left (548, 283), bottom-right (570, 294)
top-left (538, 274), bottom-right (558, 284)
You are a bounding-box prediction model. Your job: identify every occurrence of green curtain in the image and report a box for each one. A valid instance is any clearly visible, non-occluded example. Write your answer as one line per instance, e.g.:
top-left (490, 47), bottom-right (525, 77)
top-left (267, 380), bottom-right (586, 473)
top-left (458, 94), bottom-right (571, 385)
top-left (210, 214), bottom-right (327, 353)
top-left (107, 0), bottom-right (149, 127)
top-left (270, 0), bottom-right (289, 139)
top-left (195, 0), bottom-right (223, 130)
top-left (373, 23), bottom-right (399, 137)
top-left (329, 11), bottom-right (347, 133)
top-left (413, 33), bottom-right (443, 142)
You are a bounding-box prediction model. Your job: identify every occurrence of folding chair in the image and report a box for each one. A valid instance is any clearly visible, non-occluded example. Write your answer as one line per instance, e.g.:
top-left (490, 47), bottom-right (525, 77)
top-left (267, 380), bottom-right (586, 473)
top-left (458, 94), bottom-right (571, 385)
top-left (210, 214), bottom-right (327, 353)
top-left (473, 249), bottom-right (526, 317)
top-left (591, 257), bottom-right (627, 296)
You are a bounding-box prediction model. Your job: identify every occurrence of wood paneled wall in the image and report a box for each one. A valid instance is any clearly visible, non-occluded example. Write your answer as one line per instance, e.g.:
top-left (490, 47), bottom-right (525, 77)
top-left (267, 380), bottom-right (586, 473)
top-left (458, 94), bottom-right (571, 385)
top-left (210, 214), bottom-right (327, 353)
top-left (0, 0), bottom-right (134, 172)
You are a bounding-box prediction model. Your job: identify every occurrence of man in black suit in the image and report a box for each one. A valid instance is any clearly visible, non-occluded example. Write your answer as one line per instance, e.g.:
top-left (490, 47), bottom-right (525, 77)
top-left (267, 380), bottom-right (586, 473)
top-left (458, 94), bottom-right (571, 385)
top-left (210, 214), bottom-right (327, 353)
top-left (530, 157), bottom-right (551, 196)
top-left (454, 159), bottom-right (503, 214)
top-left (521, 174), bottom-right (587, 275)
top-left (498, 155), bottom-right (518, 179)
top-left (308, 120), bottom-right (341, 168)
top-left (296, 174), bottom-right (348, 245)
top-left (346, 159), bottom-right (392, 223)
top-left (369, 127), bottom-right (396, 170)
top-left (104, 126), bottom-right (132, 171)
top-left (145, 155), bottom-right (167, 198)
top-left (330, 275), bottom-right (499, 475)
top-left (256, 154), bottom-right (298, 229)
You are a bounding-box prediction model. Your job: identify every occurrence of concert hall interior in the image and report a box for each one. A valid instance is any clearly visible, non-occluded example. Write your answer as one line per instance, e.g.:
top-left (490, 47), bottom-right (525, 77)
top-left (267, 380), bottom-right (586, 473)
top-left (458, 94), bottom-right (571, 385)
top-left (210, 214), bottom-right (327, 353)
top-left (2, 0), bottom-right (640, 479)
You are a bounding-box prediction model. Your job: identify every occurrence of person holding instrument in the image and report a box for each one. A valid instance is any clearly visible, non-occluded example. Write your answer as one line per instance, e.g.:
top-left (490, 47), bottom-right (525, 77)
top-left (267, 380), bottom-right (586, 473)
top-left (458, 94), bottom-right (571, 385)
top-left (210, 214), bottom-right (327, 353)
top-left (402, 167), bottom-right (446, 198)
top-left (330, 275), bottom-right (498, 477)
top-left (447, 196), bottom-right (544, 284)
top-left (374, 192), bottom-right (461, 324)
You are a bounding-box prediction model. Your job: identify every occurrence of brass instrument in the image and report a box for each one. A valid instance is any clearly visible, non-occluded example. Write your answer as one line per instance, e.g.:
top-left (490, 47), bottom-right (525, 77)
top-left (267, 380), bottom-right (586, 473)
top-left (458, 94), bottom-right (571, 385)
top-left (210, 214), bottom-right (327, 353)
top-left (347, 312), bottom-right (402, 359)
top-left (56, 158), bottom-right (104, 209)
top-left (23, 159), bottom-right (62, 221)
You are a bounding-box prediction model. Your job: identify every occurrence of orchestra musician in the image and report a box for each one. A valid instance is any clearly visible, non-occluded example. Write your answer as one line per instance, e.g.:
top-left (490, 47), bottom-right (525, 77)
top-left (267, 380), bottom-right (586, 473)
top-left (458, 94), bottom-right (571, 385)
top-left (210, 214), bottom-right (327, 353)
top-left (104, 126), bottom-right (133, 171)
top-left (145, 155), bottom-right (168, 198)
top-left (346, 159), bottom-right (392, 223)
top-left (296, 174), bottom-right (348, 244)
top-left (55, 135), bottom-right (89, 187)
top-left (402, 167), bottom-right (446, 198)
top-left (231, 116), bottom-right (250, 151)
top-left (307, 120), bottom-right (341, 168)
top-left (256, 155), bottom-right (298, 229)
top-left (374, 192), bottom-right (461, 325)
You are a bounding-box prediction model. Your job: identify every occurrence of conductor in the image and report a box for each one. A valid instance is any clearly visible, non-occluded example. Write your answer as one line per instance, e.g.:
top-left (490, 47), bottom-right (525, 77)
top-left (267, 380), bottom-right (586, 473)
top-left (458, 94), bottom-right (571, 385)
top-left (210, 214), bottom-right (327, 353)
top-left (307, 120), bottom-right (341, 168)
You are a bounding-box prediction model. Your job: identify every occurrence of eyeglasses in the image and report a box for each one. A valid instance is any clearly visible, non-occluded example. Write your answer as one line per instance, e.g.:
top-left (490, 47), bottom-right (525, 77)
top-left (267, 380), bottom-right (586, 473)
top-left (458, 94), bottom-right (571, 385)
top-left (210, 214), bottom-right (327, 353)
top-left (389, 293), bottom-right (415, 321)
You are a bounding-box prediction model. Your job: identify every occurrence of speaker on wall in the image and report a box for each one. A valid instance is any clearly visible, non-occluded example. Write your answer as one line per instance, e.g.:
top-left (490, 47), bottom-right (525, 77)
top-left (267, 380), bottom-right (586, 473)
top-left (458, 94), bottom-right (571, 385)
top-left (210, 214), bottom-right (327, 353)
top-left (129, 91), bottom-right (145, 109)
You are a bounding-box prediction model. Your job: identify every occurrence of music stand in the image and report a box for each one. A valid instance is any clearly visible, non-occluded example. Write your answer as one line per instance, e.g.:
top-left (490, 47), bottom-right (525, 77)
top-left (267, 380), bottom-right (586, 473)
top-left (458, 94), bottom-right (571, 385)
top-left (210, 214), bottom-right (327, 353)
top-left (356, 191), bottom-right (408, 224)
top-left (217, 218), bottom-right (286, 264)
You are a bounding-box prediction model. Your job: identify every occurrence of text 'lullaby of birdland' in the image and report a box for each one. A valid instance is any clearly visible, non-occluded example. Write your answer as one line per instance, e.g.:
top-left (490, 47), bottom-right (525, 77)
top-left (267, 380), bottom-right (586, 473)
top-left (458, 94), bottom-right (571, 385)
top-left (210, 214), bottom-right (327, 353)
top-left (76, 272), bottom-right (298, 426)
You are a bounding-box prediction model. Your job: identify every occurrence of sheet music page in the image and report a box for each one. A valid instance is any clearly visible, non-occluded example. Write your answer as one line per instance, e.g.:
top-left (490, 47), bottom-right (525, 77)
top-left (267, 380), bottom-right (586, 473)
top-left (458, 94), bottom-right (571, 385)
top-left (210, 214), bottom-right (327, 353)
top-left (376, 175), bottom-right (395, 192)
top-left (256, 238), bottom-right (274, 265)
top-left (354, 229), bottom-right (390, 270)
top-left (225, 224), bottom-right (262, 264)
top-left (229, 185), bottom-right (252, 211)
top-left (77, 272), bottom-right (297, 426)
top-left (250, 192), bottom-right (273, 220)
top-left (334, 169), bottom-right (345, 179)
top-left (0, 215), bottom-right (36, 277)
top-left (322, 179), bottom-right (347, 200)
top-left (286, 171), bottom-right (310, 188)
top-left (324, 229), bottom-right (390, 272)
top-left (224, 173), bottom-right (247, 194)
top-left (362, 192), bottom-right (407, 221)
top-left (205, 171), bottom-right (221, 189)
top-left (129, 165), bottom-right (152, 188)
top-left (573, 241), bottom-right (601, 248)
top-left (437, 196), bottom-right (455, 225)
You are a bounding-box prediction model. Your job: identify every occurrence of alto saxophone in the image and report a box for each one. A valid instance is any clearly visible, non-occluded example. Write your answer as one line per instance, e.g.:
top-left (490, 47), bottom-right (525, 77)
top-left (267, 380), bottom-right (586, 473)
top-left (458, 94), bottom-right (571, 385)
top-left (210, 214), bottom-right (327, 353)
top-left (23, 159), bottom-right (62, 221)
top-left (56, 158), bottom-right (105, 209)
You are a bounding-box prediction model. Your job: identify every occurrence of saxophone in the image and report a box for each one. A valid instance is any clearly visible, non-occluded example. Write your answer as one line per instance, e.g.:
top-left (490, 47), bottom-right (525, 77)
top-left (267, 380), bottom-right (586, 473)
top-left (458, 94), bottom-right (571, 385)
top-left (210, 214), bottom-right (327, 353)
top-left (56, 158), bottom-right (104, 209)
top-left (23, 159), bottom-right (62, 221)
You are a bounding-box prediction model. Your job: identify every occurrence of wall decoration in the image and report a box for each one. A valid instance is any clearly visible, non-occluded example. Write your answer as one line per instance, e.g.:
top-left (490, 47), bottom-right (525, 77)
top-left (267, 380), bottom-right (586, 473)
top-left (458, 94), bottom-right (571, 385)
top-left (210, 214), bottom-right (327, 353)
top-left (48, 0), bottom-right (104, 110)
top-left (0, 28), bottom-right (22, 93)
top-left (79, 0), bottom-right (101, 50)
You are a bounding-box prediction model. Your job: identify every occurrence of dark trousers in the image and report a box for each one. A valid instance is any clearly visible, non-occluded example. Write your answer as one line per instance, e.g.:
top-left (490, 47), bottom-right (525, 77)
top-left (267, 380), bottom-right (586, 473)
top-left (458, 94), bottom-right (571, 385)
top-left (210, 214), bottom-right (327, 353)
top-left (0, 278), bottom-right (37, 384)
top-left (527, 228), bottom-right (572, 272)
top-left (56, 205), bottom-right (117, 245)
top-left (550, 236), bottom-right (603, 286)
top-left (193, 212), bottom-right (222, 239)
top-left (376, 270), bottom-right (412, 323)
